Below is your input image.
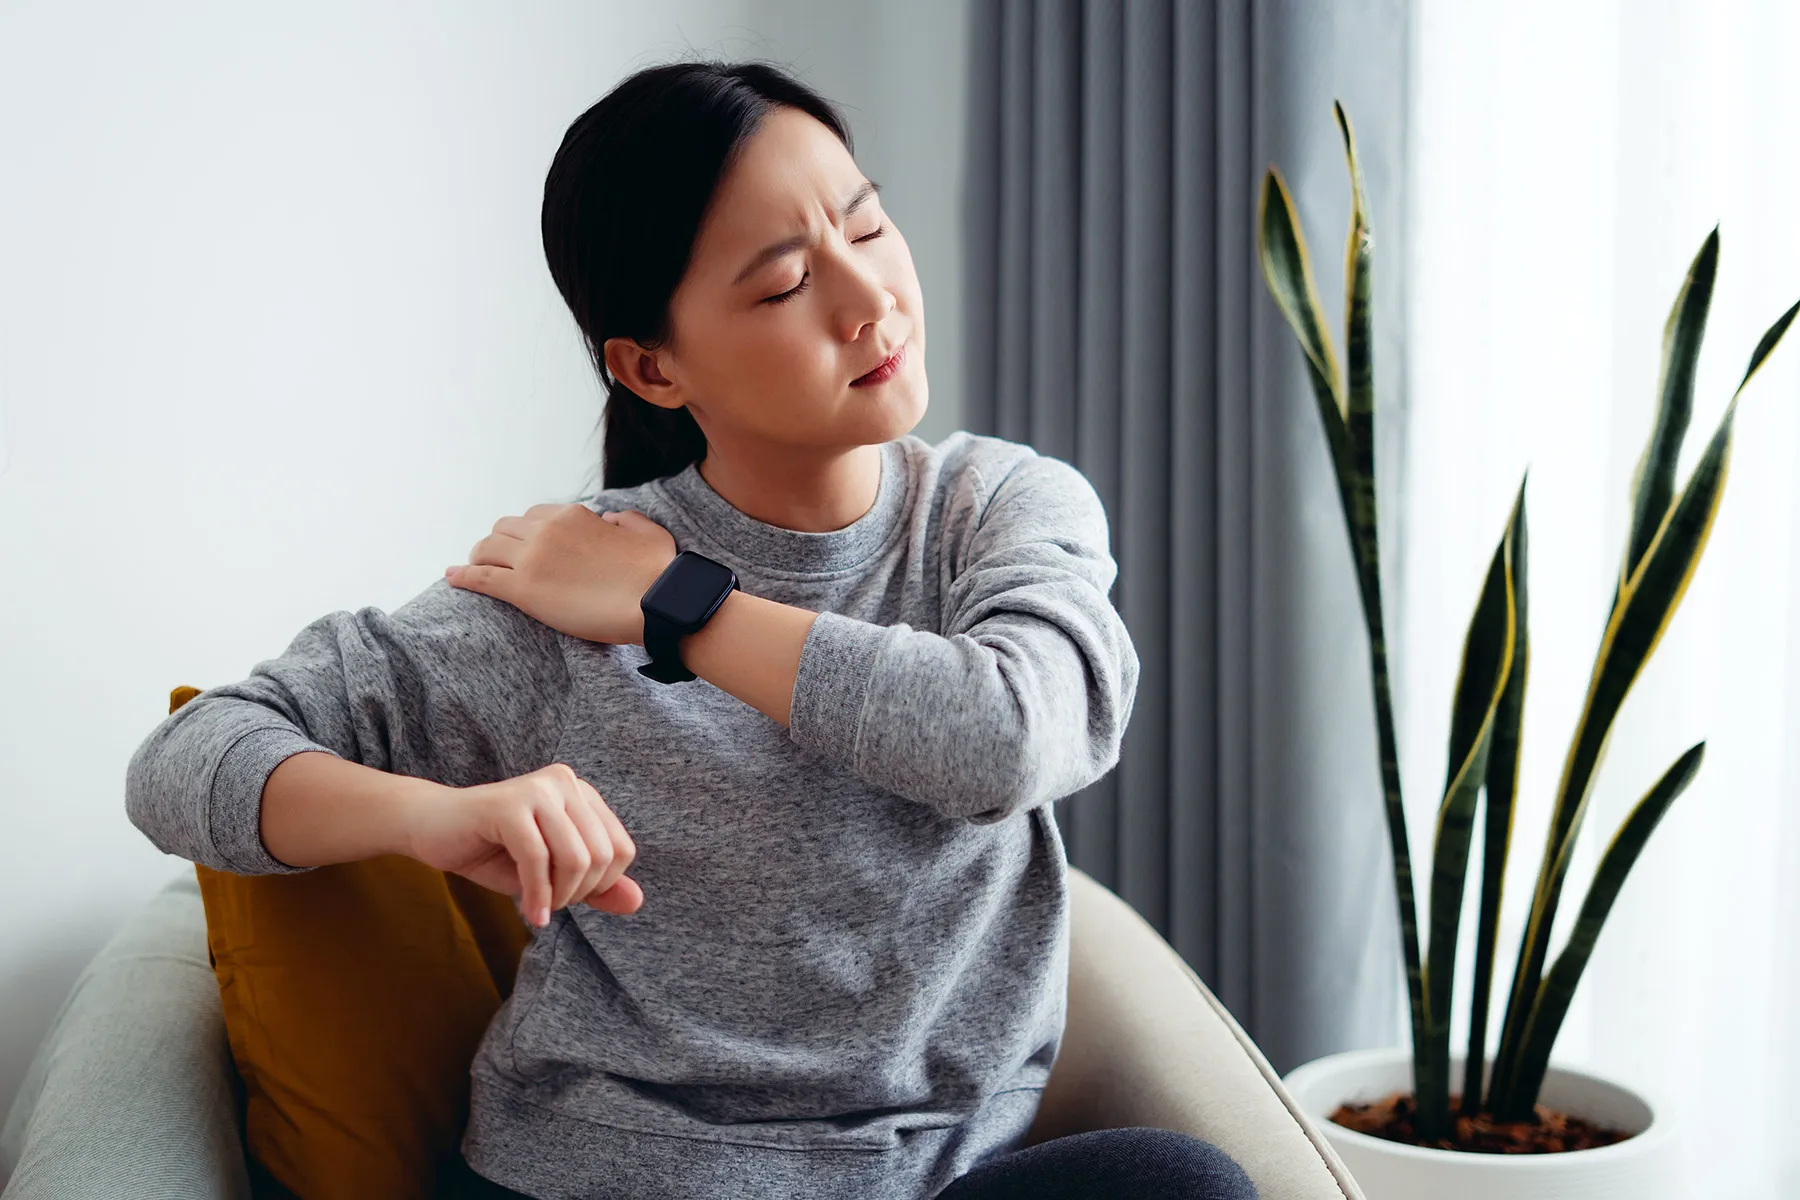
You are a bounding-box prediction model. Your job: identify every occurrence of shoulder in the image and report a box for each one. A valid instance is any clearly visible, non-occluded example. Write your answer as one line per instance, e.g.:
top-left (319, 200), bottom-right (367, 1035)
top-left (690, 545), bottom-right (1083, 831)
top-left (900, 433), bottom-right (1111, 580)
top-left (904, 431), bottom-right (1101, 525)
top-left (910, 428), bottom-right (1029, 481)
top-left (383, 576), bottom-right (565, 659)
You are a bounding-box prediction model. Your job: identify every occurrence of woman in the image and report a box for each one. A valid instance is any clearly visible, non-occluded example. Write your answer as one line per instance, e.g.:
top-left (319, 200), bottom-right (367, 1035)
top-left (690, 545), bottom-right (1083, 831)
top-left (125, 57), bottom-right (1257, 1200)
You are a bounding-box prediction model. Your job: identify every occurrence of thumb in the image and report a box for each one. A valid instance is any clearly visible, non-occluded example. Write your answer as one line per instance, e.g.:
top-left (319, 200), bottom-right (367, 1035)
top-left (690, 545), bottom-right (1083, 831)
top-left (584, 874), bottom-right (645, 914)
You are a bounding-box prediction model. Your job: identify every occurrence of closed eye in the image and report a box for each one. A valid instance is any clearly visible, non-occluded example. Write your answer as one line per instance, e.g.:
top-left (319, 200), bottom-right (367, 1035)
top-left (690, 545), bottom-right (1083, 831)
top-left (762, 227), bottom-right (888, 306)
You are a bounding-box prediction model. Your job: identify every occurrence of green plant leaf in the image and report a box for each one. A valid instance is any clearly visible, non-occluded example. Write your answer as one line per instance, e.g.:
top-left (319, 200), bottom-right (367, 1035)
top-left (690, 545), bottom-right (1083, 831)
top-left (1737, 298), bottom-right (1800, 395)
top-left (1417, 506), bottom-right (1518, 1138)
top-left (1492, 399), bottom-right (1731, 1104)
top-left (1464, 477), bottom-right (1529, 1115)
top-left (1335, 101), bottom-right (1384, 641)
top-left (1615, 229), bottom-right (1719, 610)
top-left (1256, 115), bottom-right (1427, 1079)
top-left (1258, 168), bottom-right (1357, 530)
top-left (1494, 744), bottom-right (1705, 1118)
top-left (1338, 99), bottom-right (1374, 463)
top-left (1257, 166), bottom-right (1346, 419)
top-left (1326, 104), bottom-right (1427, 1069)
top-left (1491, 296), bottom-right (1795, 1105)
top-left (1327, 103), bottom-right (1429, 1090)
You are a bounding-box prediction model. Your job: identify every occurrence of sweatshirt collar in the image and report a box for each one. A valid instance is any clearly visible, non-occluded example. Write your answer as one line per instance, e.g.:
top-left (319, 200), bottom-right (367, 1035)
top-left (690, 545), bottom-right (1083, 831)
top-left (654, 438), bottom-right (910, 576)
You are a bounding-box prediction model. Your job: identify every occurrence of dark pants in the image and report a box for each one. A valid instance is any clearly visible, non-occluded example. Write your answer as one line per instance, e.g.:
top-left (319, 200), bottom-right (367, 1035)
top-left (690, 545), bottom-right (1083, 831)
top-left (443, 1127), bottom-right (1258, 1200)
top-left (936, 1127), bottom-right (1257, 1199)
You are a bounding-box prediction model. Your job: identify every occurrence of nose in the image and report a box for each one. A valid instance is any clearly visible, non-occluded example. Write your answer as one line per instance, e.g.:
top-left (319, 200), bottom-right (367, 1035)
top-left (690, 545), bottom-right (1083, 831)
top-left (842, 269), bottom-right (900, 345)
top-left (833, 248), bottom-right (896, 343)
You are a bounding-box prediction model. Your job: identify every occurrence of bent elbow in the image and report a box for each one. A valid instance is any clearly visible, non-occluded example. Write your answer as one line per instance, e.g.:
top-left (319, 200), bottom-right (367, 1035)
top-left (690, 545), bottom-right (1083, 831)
top-left (963, 703), bottom-right (1130, 827)
top-left (123, 741), bottom-right (178, 858)
top-left (955, 729), bottom-right (1057, 826)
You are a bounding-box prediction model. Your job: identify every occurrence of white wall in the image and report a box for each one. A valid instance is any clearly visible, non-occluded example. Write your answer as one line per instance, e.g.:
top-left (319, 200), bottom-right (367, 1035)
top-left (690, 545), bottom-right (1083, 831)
top-left (0, 0), bottom-right (971, 1115)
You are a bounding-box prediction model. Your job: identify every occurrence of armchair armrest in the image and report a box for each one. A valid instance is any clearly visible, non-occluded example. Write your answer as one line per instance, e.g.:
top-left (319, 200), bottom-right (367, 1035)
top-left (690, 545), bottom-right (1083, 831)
top-left (1028, 866), bottom-right (1364, 1200)
top-left (0, 870), bottom-right (251, 1200)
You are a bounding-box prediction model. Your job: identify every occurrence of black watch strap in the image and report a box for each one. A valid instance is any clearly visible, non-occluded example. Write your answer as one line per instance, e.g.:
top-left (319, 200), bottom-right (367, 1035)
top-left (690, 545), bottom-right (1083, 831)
top-left (637, 551), bottom-right (739, 684)
top-left (638, 611), bottom-right (697, 684)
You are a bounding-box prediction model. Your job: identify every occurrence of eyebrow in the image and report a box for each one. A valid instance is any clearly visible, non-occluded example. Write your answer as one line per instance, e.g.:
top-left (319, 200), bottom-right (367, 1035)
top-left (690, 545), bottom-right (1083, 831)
top-left (732, 179), bottom-right (883, 286)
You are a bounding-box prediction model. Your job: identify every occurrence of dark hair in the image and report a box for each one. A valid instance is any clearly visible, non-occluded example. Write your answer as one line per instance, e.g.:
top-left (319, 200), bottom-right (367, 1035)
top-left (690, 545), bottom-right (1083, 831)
top-left (542, 59), bottom-right (856, 491)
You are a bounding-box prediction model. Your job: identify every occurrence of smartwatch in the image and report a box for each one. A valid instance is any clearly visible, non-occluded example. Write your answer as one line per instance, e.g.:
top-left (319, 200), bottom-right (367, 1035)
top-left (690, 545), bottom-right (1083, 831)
top-left (638, 550), bottom-right (739, 684)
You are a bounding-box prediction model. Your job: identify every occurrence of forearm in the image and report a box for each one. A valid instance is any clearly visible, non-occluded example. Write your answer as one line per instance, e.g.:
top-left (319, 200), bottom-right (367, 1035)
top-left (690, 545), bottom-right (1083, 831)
top-left (676, 589), bottom-right (819, 727)
top-left (260, 750), bottom-right (444, 868)
top-left (783, 606), bottom-right (1139, 824)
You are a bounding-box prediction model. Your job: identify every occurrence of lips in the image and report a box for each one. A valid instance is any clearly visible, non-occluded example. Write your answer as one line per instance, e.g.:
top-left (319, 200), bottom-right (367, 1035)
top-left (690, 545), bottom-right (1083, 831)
top-left (851, 341), bottom-right (906, 387)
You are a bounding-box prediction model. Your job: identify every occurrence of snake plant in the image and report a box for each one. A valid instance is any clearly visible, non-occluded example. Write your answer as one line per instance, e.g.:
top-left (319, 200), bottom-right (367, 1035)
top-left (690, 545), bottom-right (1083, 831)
top-left (1256, 101), bottom-right (1799, 1141)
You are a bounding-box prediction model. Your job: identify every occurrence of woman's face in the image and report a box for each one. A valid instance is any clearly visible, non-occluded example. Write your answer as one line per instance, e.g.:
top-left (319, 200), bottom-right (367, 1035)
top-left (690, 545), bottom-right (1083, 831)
top-left (606, 106), bottom-right (927, 453)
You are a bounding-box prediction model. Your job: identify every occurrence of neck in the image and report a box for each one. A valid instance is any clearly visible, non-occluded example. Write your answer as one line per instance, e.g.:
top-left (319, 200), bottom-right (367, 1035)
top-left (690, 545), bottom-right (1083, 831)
top-left (696, 439), bottom-right (884, 533)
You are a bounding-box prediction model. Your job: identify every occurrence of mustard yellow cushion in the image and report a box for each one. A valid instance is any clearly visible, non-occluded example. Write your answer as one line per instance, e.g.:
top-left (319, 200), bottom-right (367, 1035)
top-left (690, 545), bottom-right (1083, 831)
top-left (173, 686), bottom-right (532, 1200)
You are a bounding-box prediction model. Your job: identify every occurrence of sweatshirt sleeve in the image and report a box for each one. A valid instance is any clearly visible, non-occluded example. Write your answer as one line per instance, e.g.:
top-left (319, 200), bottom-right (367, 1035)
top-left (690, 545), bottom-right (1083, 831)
top-left (125, 577), bottom-right (572, 876)
top-left (787, 451), bottom-right (1140, 824)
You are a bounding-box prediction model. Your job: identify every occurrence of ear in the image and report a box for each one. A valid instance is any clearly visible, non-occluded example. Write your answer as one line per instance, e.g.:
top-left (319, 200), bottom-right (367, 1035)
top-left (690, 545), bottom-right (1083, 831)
top-left (601, 336), bottom-right (685, 411)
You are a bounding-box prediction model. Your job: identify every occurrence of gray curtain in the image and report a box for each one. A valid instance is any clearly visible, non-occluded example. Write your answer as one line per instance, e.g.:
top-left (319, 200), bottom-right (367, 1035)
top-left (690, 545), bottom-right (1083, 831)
top-left (964, 0), bottom-right (1413, 1076)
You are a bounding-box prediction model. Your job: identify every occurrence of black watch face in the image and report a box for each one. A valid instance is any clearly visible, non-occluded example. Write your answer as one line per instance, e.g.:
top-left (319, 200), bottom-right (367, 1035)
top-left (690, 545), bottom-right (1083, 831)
top-left (645, 553), bottom-right (735, 626)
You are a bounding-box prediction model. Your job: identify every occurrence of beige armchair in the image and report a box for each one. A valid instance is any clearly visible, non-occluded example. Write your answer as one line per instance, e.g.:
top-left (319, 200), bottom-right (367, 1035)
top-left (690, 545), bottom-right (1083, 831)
top-left (1035, 867), bottom-right (1362, 1197)
top-left (1, 866), bottom-right (1362, 1199)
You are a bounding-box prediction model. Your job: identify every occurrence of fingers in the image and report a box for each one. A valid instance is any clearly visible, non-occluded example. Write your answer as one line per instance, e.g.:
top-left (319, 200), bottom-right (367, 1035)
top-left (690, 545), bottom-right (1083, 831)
top-left (584, 792), bottom-right (637, 902)
top-left (566, 779), bottom-right (636, 908)
top-left (494, 765), bottom-right (640, 928)
top-left (502, 810), bottom-right (553, 928)
top-left (467, 532), bottom-right (522, 567)
top-left (449, 537), bottom-right (521, 595)
top-left (534, 804), bottom-right (595, 917)
top-left (562, 794), bottom-right (615, 908)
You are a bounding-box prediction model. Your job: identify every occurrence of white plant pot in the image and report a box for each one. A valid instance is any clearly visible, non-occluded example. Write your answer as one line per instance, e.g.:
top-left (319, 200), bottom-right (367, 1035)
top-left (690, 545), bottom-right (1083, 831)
top-left (1282, 1047), bottom-right (1679, 1200)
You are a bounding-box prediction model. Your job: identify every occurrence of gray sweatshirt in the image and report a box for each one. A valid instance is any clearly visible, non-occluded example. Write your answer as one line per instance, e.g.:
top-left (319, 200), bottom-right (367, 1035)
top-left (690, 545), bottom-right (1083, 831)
top-left (125, 430), bottom-right (1140, 1200)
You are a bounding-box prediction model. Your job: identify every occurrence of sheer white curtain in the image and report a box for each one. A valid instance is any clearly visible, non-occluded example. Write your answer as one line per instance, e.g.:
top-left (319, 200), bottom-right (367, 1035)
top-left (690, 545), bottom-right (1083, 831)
top-left (1400, 2), bottom-right (1800, 1196)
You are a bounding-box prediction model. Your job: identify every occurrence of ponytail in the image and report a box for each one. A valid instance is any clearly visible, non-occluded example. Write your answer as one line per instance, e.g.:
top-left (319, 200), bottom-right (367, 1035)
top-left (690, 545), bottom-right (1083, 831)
top-left (600, 382), bottom-right (708, 491)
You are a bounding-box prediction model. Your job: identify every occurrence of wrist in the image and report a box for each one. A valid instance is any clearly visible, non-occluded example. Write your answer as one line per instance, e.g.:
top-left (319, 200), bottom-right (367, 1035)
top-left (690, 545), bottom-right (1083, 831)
top-left (678, 587), bottom-right (742, 660)
top-left (636, 565), bottom-right (655, 645)
top-left (632, 554), bottom-right (677, 647)
top-left (390, 775), bottom-right (455, 861)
